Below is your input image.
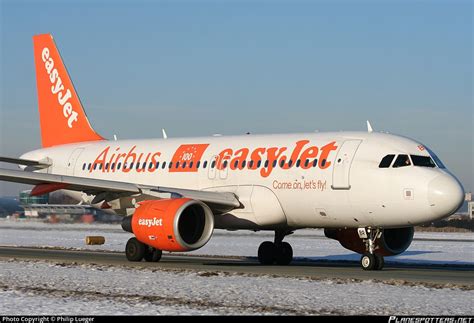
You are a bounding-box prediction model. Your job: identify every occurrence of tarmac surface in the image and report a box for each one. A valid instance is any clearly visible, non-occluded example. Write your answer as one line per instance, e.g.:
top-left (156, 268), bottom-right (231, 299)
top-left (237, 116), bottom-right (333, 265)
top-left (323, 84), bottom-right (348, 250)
top-left (1, 246), bottom-right (473, 287)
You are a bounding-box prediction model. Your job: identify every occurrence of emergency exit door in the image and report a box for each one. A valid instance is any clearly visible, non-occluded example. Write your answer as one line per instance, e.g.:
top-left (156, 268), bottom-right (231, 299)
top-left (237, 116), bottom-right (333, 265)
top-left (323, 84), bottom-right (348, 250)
top-left (331, 140), bottom-right (362, 189)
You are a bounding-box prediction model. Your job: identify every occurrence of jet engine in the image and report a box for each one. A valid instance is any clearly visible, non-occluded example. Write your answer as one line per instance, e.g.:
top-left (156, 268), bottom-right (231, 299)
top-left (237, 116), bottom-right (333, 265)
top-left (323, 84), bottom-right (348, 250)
top-left (324, 227), bottom-right (414, 256)
top-left (122, 198), bottom-right (214, 252)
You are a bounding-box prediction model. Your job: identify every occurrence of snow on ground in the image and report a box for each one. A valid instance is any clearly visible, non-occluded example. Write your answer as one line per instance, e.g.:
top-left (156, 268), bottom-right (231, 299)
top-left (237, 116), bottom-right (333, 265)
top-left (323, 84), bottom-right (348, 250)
top-left (0, 220), bottom-right (473, 315)
top-left (0, 259), bottom-right (472, 315)
top-left (0, 219), bottom-right (473, 266)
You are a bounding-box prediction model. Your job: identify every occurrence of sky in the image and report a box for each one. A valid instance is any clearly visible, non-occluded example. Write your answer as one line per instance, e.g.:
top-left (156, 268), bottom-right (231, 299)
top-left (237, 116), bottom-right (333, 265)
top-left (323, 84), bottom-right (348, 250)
top-left (0, 0), bottom-right (472, 197)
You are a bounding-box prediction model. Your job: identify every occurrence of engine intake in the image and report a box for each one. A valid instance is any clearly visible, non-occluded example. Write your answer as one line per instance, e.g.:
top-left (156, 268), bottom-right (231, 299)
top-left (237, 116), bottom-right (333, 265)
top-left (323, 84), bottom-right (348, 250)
top-left (324, 227), bottom-right (414, 256)
top-left (122, 198), bottom-right (214, 252)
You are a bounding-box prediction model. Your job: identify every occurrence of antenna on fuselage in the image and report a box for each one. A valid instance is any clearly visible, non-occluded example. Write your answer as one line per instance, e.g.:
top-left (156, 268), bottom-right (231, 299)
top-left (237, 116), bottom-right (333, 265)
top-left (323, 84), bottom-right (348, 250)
top-left (162, 129), bottom-right (168, 139)
top-left (366, 120), bottom-right (374, 133)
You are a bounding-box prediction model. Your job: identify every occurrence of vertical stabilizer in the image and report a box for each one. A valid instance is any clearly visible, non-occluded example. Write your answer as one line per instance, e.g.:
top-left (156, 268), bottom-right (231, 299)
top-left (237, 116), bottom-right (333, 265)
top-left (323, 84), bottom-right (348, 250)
top-left (33, 34), bottom-right (104, 147)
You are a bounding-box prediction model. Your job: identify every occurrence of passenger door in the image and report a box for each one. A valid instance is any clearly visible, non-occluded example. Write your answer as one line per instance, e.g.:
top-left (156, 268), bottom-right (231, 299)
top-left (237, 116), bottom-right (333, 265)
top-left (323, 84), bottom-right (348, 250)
top-left (331, 140), bottom-right (362, 190)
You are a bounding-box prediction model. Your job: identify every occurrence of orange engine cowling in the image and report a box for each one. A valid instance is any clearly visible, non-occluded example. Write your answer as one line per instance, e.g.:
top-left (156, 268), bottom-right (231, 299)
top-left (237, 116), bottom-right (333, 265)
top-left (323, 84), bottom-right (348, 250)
top-left (122, 198), bottom-right (214, 252)
top-left (324, 227), bottom-right (414, 256)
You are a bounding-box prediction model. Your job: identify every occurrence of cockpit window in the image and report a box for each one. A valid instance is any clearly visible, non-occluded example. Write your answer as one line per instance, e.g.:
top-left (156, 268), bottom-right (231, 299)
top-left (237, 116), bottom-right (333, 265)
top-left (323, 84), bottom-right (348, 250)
top-left (379, 154), bottom-right (395, 168)
top-left (410, 155), bottom-right (436, 168)
top-left (392, 154), bottom-right (411, 168)
top-left (426, 147), bottom-right (446, 169)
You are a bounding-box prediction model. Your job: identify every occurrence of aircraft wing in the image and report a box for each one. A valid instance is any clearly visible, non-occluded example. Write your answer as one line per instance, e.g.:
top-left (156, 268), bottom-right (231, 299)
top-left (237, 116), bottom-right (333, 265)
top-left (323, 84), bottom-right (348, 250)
top-left (0, 168), bottom-right (241, 213)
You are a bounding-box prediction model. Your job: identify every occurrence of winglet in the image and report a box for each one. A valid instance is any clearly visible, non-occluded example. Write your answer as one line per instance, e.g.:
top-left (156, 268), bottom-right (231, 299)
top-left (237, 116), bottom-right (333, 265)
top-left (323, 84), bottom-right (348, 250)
top-left (367, 120), bottom-right (373, 133)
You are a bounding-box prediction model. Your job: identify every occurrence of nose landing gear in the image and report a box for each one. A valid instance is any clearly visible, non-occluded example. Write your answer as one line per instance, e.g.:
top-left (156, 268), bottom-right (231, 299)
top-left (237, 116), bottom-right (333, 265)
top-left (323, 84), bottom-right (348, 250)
top-left (257, 230), bottom-right (294, 265)
top-left (360, 228), bottom-right (384, 271)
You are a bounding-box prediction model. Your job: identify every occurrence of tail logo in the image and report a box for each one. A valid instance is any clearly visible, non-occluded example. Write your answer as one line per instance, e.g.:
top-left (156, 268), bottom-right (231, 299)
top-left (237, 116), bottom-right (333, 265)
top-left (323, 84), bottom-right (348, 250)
top-left (41, 47), bottom-right (78, 128)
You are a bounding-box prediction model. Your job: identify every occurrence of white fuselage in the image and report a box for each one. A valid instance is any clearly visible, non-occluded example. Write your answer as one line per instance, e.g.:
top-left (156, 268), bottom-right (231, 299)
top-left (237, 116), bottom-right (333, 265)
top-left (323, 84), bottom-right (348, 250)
top-left (21, 131), bottom-right (464, 230)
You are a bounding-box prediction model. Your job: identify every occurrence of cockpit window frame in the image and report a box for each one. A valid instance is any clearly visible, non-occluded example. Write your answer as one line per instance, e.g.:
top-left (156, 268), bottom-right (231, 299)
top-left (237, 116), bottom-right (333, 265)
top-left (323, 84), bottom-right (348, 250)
top-left (426, 147), bottom-right (446, 169)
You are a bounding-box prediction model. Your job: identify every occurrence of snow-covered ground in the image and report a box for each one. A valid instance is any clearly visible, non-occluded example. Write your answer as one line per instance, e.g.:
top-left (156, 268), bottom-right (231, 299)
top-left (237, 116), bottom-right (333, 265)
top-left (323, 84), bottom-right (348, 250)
top-left (1, 259), bottom-right (473, 315)
top-left (0, 219), bottom-right (473, 266)
top-left (1, 219), bottom-right (473, 315)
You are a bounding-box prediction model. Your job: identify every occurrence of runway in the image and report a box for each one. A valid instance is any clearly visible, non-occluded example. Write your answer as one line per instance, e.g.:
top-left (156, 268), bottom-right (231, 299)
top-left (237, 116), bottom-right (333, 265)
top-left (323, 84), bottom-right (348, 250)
top-left (1, 246), bottom-right (473, 288)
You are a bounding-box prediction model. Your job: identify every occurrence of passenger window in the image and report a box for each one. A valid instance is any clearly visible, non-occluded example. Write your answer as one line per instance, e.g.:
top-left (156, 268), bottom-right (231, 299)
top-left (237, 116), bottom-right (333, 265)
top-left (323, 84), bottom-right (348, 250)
top-left (379, 155), bottom-right (395, 168)
top-left (182, 162), bottom-right (187, 168)
top-left (288, 160), bottom-right (293, 167)
top-left (169, 162), bottom-right (173, 169)
top-left (257, 160), bottom-right (262, 168)
top-left (211, 160), bottom-right (216, 168)
top-left (189, 161), bottom-right (193, 168)
top-left (411, 155), bottom-right (436, 168)
top-left (304, 159), bottom-right (309, 167)
top-left (392, 154), bottom-right (411, 168)
top-left (249, 160), bottom-right (254, 168)
top-left (82, 163), bottom-right (86, 170)
top-left (117, 163), bottom-right (122, 170)
top-left (149, 162), bottom-right (153, 169)
top-left (111, 163), bottom-right (115, 170)
top-left (196, 161), bottom-right (200, 169)
top-left (272, 160), bottom-right (277, 167)
top-left (203, 161), bottom-right (208, 168)
top-left (296, 160), bottom-right (301, 168)
top-left (155, 162), bottom-right (159, 169)
top-left (242, 160), bottom-right (247, 168)
top-left (264, 160), bottom-right (269, 168)
top-left (162, 162), bottom-right (166, 169)
top-left (234, 160), bottom-right (238, 168)
top-left (312, 159), bottom-right (318, 167)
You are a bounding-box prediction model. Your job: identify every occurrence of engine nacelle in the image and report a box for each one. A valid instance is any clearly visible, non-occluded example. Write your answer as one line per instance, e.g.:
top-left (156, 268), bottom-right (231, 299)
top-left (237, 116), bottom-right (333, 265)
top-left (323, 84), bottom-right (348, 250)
top-left (324, 227), bottom-right (414, 256)
top-left (122, 198), bottom-right (214, 252)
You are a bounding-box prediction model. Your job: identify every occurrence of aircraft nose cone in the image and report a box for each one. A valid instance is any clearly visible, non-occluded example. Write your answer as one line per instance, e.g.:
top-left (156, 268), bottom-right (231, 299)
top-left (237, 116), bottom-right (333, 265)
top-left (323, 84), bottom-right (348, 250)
top-left (428, 174), bottom-right (464, 219)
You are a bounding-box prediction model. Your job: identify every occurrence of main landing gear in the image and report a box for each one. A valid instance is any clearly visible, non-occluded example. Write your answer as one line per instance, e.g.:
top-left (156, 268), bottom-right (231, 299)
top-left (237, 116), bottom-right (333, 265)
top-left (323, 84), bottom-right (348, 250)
top-left (125, 237), bottom-right (162, 262)
top-left (360, 228), bottom-right (384, 271)
top-left (257, 230), bottom-right (294, 265)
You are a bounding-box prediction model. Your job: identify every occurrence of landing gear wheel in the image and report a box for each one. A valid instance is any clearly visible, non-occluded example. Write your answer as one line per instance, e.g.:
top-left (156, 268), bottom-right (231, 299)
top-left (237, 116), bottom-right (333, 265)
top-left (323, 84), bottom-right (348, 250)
top-left (144, 246), bottom-right (162, 262)
top-left (360, 253), bottom-right (376, 270)
top-left (258, 241), bottom-right (277, 265)
top-left (275, 242), bottom-right (293, 265)
top-left (375, 254), bottom-right (384, 270)
top-left (125, 237), bottom-right (145, 262)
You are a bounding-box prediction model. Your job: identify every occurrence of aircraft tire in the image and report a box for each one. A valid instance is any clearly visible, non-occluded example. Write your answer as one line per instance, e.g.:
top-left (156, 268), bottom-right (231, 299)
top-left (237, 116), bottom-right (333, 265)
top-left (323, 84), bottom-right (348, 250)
top-left (125, 237), bottom-right (146, 262)
top-left (144, 246), bottom-right (162, 262)
top-left (275, 242), bottom-right (293, 265)
top-left (360, 253), bottom-right (376, 270)
top-left (258, 241), bottom-right (277, 265)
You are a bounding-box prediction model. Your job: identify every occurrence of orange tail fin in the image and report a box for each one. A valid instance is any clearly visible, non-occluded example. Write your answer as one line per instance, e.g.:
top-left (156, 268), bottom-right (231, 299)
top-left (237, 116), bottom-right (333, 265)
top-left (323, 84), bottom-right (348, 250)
top-left (33, 34), bottom-right (104, 148)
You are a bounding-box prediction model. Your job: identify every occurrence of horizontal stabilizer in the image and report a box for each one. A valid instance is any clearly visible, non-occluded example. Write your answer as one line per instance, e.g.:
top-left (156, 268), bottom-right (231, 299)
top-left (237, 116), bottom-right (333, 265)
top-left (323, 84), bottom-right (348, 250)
top-left (0, 157), bottom-right (51, 167)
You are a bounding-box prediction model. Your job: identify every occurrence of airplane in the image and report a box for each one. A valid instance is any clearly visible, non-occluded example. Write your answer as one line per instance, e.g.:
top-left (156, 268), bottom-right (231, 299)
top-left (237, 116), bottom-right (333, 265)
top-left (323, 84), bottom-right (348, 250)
top-left (0, 34), bottom-right (465, 270)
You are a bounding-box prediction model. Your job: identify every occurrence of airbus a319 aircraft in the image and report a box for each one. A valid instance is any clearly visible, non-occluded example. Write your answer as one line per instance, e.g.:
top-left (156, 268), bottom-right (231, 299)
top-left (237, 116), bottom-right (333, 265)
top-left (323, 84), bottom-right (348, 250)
top-left (0, 34), bottom-right (465, 270)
